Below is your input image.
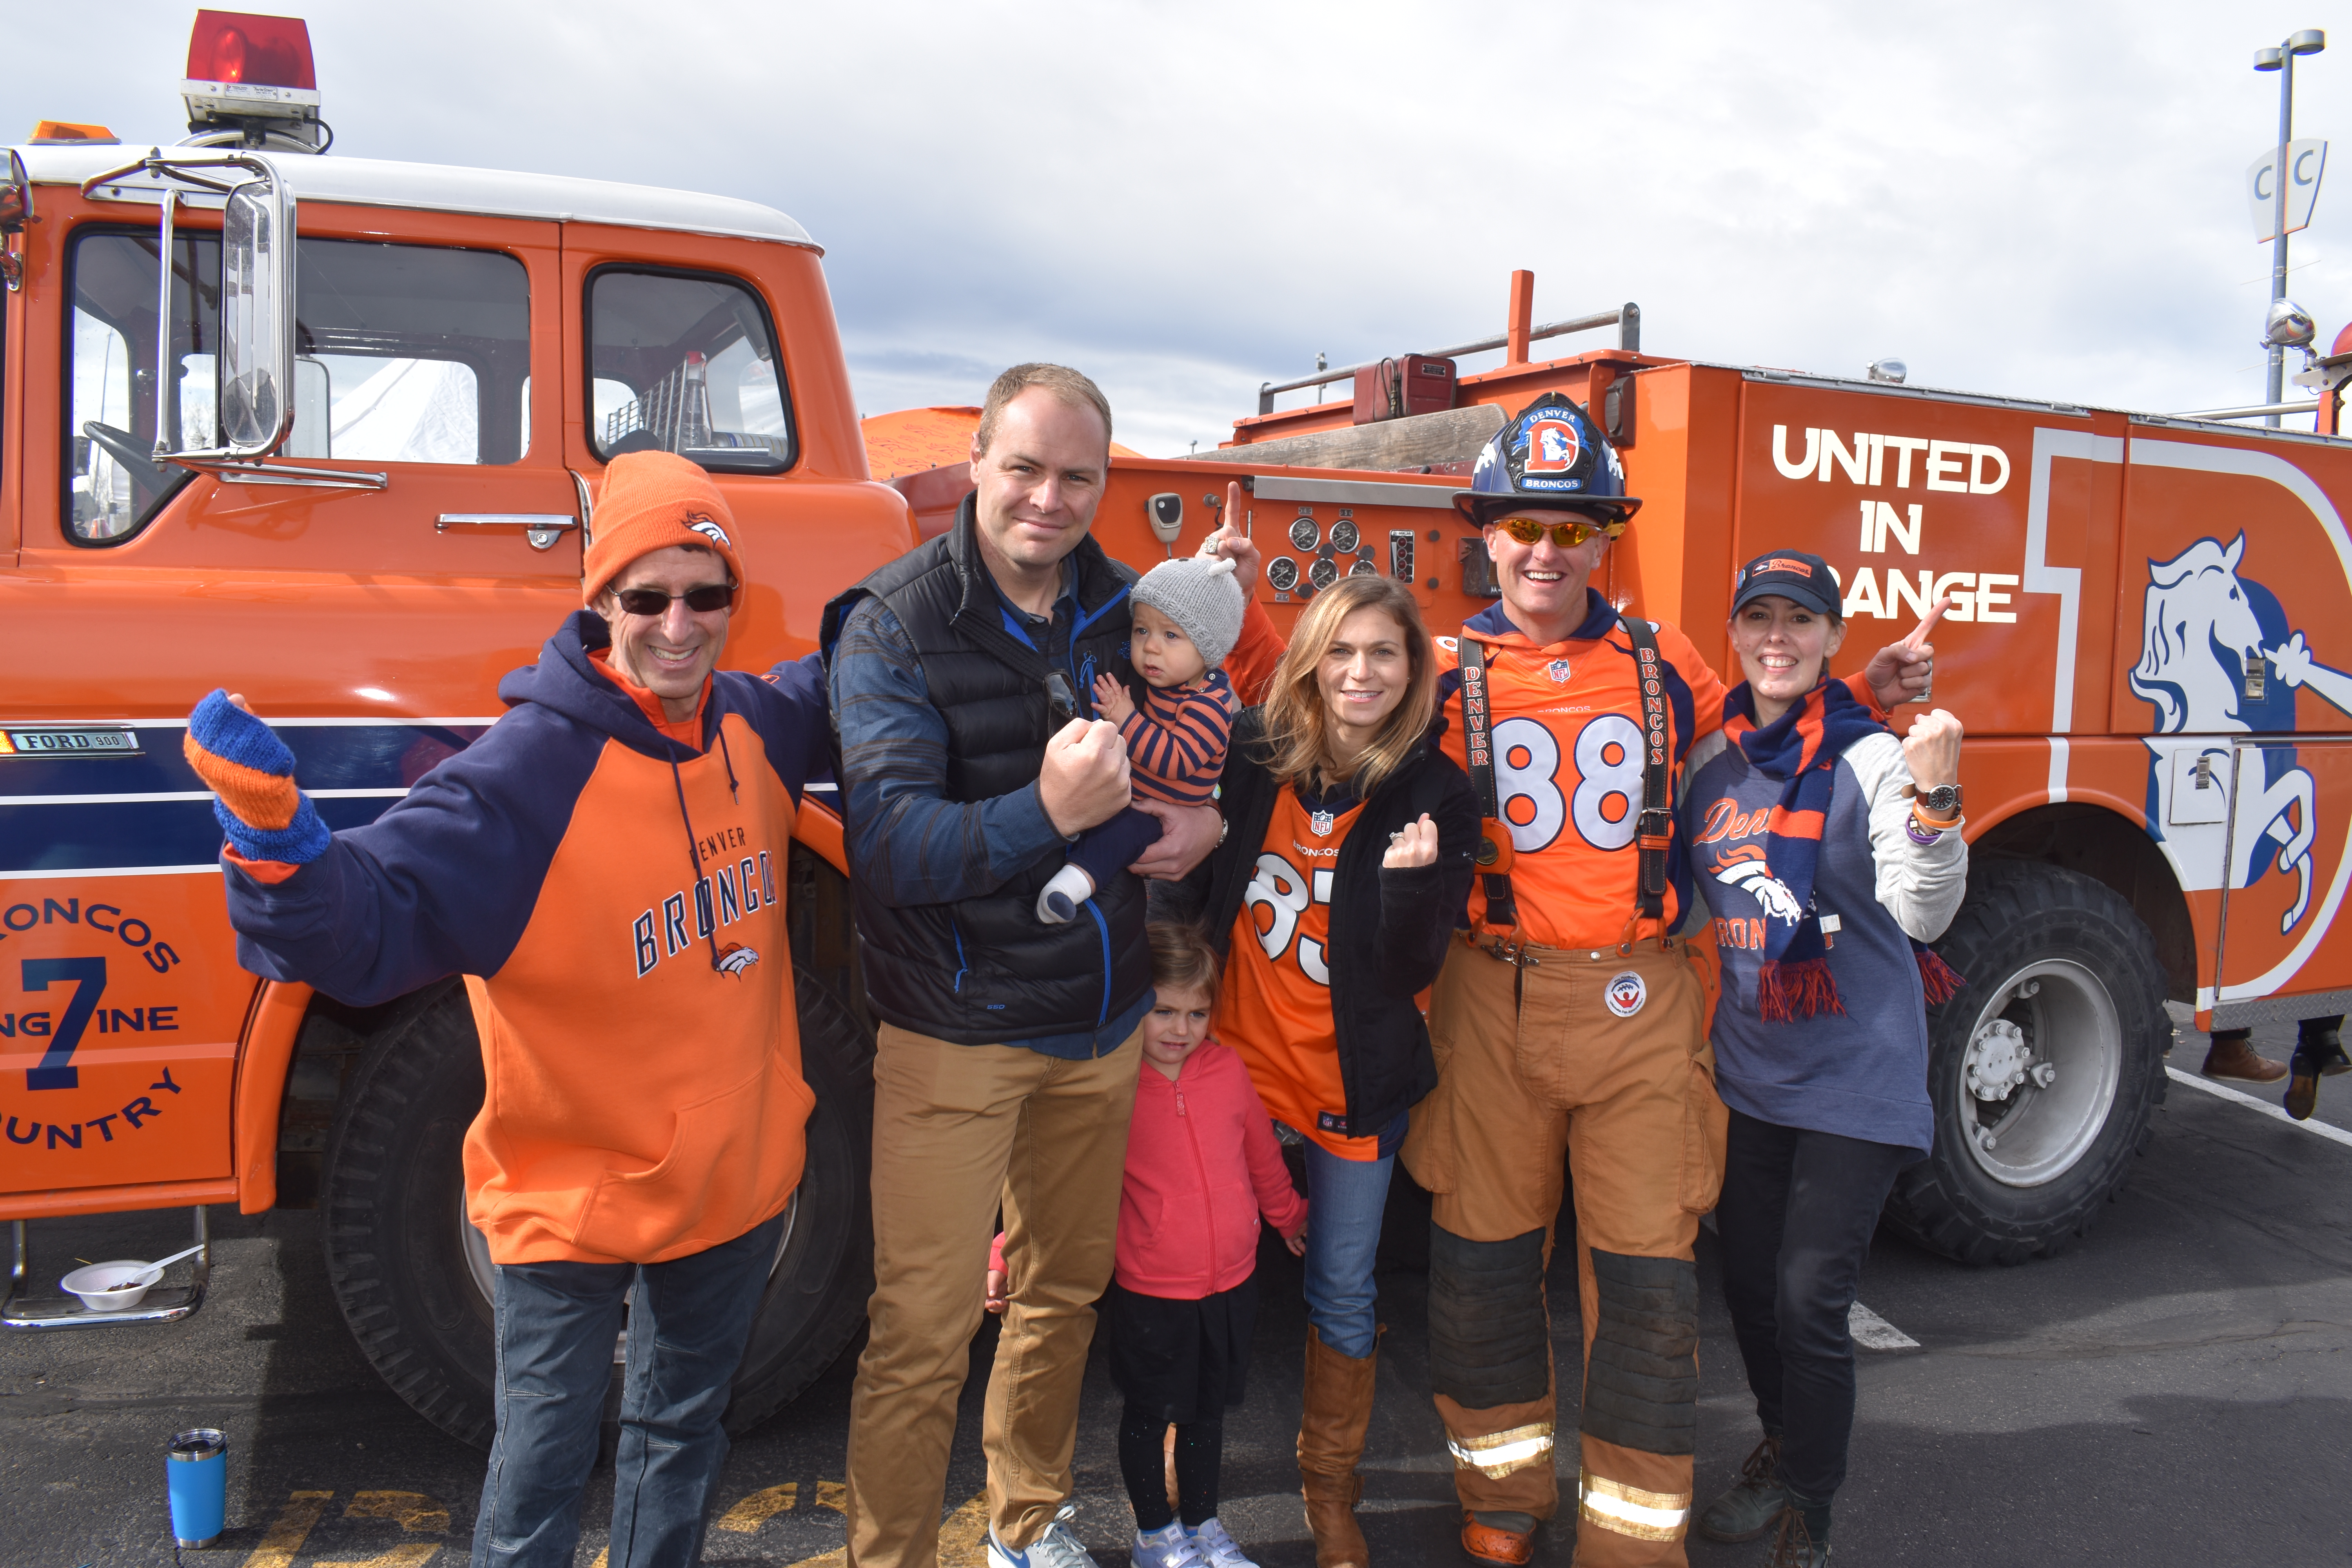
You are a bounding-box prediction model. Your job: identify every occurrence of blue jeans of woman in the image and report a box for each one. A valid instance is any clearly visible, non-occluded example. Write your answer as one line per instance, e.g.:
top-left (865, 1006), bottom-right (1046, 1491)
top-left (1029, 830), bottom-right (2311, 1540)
top-left (469, 1210), bottom-right (785, 1568)
top-left (1301, 1139), bottom-right (1396, 1357)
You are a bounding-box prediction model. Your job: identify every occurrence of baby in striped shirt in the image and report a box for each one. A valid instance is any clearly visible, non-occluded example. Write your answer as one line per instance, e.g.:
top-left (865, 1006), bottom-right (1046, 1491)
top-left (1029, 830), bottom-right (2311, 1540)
top-left (1038, 555), bottom-right (1245, 925)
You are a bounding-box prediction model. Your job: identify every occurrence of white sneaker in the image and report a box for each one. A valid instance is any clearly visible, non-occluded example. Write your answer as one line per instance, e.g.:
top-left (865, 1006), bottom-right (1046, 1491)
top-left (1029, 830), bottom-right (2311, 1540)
top-left (1130, 1520), bottom-right (1207, 1568)
top-left (990, 1504), bottom-right (1102, 1568)
top-left (1186, 1517), bottom-right (1260, 1568)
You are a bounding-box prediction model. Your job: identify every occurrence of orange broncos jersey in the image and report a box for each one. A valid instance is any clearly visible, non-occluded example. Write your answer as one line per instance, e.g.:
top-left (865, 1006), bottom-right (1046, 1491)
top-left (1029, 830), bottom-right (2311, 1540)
top-left (1218, 786), bottom-right (1384, 1161)
top-left (1433, 595), bottom-right (1725, 950)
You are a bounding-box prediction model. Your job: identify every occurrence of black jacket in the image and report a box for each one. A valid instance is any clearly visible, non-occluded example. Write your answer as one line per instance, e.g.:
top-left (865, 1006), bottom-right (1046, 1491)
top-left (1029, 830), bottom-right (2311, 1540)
top-left (1157, 708), bottom-right (1479, 1138)
top-left (818, 497), bottom-right (1148, 1044)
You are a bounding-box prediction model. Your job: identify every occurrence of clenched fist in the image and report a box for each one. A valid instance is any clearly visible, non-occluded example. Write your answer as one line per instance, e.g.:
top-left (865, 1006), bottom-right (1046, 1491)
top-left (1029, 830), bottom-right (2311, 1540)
top-left (1903, 708), bottom-right (1963, 793)
top-left (1038, 717), bottom-right (1132, 837)
top-left (1383, 813), bottom-right (1439, 869)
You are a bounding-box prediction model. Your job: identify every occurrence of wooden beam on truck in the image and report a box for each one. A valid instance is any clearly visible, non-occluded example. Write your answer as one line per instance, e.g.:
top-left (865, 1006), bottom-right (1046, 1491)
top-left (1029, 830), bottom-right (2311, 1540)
top-left (1194, 403), bottom-right (1504, 472)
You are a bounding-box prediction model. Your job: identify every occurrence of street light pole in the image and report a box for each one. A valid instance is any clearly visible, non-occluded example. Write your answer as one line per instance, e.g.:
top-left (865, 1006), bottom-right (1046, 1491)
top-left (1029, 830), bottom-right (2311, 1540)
top-left (2257, 29), bottom-right (2326, 427)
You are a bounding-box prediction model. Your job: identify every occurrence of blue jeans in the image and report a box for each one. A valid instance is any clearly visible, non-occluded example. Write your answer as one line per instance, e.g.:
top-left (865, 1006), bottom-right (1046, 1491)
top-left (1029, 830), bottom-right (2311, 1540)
top-left (1300, 1141), bottom-right (1394, 1358)
top-left (470, 1210), bottom-right (785, 1568)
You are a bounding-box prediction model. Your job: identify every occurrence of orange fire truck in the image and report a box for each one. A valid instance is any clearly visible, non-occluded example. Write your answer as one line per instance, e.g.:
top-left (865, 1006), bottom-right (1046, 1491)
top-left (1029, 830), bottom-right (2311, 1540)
top-left (7, 8), bottom-right (2352, 1446)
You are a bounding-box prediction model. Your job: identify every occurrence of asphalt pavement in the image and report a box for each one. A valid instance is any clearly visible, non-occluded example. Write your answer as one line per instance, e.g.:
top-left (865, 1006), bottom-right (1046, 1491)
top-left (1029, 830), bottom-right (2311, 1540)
top-left (5, 1019), bottom-right (2348, 1567)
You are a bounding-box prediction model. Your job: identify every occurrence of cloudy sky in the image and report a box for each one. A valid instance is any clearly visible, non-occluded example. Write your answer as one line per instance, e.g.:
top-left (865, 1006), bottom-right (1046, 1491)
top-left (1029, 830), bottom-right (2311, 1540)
top-left (12, 2), bottom-right (2349, 456)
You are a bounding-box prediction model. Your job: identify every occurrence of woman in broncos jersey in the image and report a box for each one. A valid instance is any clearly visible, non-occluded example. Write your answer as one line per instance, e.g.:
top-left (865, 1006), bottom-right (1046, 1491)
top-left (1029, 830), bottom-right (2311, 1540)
top-left (1157, 573), bottom-right (1477, 1568)
top-left (1680, 551), bottom-right (1967, 1568)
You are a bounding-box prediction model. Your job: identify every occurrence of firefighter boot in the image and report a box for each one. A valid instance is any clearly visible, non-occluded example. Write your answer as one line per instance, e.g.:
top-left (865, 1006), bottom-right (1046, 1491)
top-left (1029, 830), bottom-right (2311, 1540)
top-left (1299, 1327), bottom-right (1379, 1568)
top-left (2203, 1028), bottom-right (2287, 1084)
top-left (2286, 1017), bottom-right (2352, 1121)
top-left (1695, 1432), bottom-right (1785, 1543)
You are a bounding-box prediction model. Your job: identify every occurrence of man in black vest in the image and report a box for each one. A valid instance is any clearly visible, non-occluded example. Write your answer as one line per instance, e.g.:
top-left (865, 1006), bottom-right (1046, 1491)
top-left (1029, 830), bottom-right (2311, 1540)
top-left (822, 364), bottom-right (1221, 1568)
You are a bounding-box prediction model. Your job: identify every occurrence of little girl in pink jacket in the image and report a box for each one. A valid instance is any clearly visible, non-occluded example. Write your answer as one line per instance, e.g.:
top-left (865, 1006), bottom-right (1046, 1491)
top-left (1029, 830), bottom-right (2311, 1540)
top-left (991, 924), bottom-right (1306, 1568)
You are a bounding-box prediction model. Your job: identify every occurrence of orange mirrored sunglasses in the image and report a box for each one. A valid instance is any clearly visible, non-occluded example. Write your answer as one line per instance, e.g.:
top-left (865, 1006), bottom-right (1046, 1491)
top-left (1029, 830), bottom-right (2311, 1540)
top-left (1492, 515), bottom-right (1626, 548)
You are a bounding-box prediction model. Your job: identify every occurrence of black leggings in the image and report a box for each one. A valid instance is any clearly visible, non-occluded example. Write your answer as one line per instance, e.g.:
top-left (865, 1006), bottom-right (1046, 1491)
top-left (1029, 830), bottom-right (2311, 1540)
top-left (1715, 1107), bottom-right (1912, 1506)
top-left (1117, 1402), bottom-right (1224, 1532)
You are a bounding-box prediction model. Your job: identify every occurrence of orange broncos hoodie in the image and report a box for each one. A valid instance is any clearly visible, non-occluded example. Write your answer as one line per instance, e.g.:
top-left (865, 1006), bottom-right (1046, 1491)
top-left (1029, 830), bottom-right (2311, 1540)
top-left (221, 610), bottom-right (829, 1265)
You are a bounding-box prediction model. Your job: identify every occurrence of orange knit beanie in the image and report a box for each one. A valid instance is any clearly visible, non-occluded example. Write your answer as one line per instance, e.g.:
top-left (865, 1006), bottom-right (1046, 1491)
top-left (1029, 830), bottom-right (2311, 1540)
top-left (582, 451), bottom-right (748, 605)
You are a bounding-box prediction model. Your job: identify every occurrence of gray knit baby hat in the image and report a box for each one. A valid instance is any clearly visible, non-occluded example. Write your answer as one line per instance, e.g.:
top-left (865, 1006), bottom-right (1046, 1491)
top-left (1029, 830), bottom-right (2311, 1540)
top-left (1131, 555), bottom-right (1246, 671)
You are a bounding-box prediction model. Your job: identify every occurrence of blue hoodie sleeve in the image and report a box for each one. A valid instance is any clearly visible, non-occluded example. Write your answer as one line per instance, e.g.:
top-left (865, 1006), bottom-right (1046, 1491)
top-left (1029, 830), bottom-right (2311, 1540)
top-left (221, 703), bottom-right (604, 1006)
top-left (743, 651), bottom-right (833, 804)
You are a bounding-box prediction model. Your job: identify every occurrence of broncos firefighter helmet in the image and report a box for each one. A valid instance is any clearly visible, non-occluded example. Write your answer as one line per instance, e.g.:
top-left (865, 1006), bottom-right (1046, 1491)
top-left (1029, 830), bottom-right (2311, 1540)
top-left (1454, 392), bottom-right (1641, 526)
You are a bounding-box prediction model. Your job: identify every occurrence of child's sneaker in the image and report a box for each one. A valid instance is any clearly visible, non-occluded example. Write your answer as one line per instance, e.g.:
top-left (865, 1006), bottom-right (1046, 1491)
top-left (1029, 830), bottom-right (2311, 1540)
top-left (1036, 864), bottom-right (1095, 924)
top-left (1130, 1520), bottom-right (1207, 1568)
top-left (1186, 1517), bottom-right (1260, 1568)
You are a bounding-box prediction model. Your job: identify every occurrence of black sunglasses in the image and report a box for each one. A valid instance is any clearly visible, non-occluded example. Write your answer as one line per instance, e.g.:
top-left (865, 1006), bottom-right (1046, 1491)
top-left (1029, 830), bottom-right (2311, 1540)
top-left (611, 583), bottom-right (737, 616)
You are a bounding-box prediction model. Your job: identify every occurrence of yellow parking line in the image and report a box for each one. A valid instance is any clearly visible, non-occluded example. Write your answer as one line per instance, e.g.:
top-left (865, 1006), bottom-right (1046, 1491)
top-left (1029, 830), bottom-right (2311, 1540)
top-left (715, 1483), bottom-right (799, 1533)
top-left (345, 1492), bottom-right (451, 1535)
top-left (314, 1546), bottom-right (439, 1567)
top-left (239, 1491), bottom-right (334, 1568)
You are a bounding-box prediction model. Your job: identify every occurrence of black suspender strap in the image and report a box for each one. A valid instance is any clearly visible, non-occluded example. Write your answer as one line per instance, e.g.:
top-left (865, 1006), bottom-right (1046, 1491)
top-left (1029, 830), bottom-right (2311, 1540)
top-left (1619, 613), bottom-right (1674, 922)
top-left (1457, 634), bottom-right (1520, 933)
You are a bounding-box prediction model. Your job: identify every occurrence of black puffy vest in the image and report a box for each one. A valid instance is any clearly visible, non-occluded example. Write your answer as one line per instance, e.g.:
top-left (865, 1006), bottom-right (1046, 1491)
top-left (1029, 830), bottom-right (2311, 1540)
top-left (819, 496), bottom-right (1151, 1045)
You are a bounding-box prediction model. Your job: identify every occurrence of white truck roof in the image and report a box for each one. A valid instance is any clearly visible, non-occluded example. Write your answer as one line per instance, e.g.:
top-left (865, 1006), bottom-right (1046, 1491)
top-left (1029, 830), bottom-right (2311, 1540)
top-left (18, 143), bottom-right (817, 250)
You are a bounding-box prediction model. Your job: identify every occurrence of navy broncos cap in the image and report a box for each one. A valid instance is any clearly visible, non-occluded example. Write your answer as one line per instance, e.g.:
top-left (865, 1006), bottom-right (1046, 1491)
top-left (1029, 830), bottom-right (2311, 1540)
top-left (1731, 549), bottom-right (1841, 618)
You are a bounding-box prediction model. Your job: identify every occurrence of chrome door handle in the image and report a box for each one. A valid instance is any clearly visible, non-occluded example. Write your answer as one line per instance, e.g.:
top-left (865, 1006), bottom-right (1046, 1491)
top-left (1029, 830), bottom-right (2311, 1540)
top-left (437, 514), bottom-right (579, 552)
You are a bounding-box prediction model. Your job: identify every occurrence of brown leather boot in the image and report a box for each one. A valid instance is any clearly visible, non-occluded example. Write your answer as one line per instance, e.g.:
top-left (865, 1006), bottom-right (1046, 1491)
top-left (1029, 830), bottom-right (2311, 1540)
top-left (1299, 1326), bottom-right (1379, 1568)
top-left (2204, 1029), bottom-right (2287, 1084)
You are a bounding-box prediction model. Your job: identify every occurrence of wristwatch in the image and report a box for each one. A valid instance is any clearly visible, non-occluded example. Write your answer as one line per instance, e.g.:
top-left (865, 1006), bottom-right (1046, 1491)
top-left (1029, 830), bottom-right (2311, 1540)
top-left (1917, 783), bottom-right (1962, 816)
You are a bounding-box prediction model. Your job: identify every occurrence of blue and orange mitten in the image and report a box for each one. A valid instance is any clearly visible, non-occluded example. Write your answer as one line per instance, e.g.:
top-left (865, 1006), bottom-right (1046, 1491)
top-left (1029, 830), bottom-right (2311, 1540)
top-left (184, 689), bottom-right (332, 865)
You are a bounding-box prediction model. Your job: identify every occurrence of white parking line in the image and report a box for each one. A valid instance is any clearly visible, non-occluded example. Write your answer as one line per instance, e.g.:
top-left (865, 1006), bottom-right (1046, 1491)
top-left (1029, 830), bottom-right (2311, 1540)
top-left (1849, 1301), bottom-right (1920, 1350)
top-left (2165, 1067), bottom-right (2352, 1150)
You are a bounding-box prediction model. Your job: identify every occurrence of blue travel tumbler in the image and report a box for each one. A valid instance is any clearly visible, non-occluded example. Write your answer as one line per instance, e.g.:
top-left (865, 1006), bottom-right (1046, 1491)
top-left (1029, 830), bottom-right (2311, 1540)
top-left (166, 1428), bottom-right (228, 1547)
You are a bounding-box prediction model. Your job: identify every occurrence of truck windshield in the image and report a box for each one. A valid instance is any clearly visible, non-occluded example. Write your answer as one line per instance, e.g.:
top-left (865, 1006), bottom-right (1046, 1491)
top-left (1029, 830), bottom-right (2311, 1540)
top-left (66, 230), bottom-right (531, 544)
top-left (588, 267), bottom-right (793, 474)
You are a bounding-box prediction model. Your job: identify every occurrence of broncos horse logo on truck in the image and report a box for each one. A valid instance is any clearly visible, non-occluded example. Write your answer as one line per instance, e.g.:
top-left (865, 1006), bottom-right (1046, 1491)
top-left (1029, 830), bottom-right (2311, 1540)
top-left (2132, 534), bottom-right (2352, 933)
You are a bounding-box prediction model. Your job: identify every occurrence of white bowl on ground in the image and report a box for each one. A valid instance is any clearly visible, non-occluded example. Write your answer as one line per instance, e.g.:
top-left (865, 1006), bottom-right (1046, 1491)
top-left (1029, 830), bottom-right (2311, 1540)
top-left (60, 1261), bottom-right (157, 1311)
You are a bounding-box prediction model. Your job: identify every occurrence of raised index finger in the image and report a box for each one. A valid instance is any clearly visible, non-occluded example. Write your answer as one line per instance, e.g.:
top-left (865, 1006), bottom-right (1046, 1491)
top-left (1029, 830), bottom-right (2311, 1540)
top-left (1902, 596), bottom-right (1952, 653)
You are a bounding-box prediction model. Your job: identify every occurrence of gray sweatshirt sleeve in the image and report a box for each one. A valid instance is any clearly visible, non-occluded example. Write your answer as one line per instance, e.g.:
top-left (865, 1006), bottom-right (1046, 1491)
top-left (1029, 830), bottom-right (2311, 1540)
top-left (1846, 731), bottom-right (1968, 941)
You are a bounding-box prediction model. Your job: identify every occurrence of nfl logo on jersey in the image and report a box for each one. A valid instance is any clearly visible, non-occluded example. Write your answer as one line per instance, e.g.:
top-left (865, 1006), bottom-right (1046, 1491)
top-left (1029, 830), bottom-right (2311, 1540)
top-left (1309, 810), bottom-right (1335, 837)
top-left (1547, 659), bottom-right (1573, 684)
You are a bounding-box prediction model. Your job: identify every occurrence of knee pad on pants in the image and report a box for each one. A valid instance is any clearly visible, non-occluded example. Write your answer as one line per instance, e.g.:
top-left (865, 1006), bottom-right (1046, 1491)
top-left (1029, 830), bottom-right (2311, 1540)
top-left (1580, 1248), bottom-right (1698, 1457)
top-left (1428, 1224), bottom-right (1549, 1410)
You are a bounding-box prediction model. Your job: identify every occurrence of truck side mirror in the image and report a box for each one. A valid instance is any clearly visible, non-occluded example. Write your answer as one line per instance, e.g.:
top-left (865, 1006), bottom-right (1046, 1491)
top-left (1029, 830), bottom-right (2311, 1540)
top-left (217, 170), bottom-right (297, 458)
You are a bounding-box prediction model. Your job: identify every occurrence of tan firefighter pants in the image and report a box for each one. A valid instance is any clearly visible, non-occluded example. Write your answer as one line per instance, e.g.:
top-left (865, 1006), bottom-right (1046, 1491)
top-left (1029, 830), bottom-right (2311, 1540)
top-left (844, 1022), bottom-right (1143, 1568)
top-left (1402, 936), bottom-right (1727, 1566)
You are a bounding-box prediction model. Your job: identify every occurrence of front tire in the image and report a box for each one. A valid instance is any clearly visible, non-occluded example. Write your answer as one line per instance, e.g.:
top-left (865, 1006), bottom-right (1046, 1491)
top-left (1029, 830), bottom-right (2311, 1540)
top-left (1885, 862), bottom-right (2169, 1265)
top-left (320, 970), bottom-right (874, 1448)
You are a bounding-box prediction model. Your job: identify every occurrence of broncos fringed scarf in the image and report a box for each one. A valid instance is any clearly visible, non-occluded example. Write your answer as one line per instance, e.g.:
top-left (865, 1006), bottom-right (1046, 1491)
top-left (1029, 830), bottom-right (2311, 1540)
top-left (1723, 676), bottom-right (1964, 1022)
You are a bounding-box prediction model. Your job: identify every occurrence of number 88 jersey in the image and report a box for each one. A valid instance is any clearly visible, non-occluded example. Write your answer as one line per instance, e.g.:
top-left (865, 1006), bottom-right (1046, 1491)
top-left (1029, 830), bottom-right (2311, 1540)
top-left (1436, 600), bottom-right (1720, 950)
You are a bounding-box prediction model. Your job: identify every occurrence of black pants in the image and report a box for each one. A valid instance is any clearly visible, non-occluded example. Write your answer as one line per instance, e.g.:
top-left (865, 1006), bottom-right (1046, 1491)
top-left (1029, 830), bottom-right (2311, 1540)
top-left (1715, 1107), bottom-right (1912, 1505)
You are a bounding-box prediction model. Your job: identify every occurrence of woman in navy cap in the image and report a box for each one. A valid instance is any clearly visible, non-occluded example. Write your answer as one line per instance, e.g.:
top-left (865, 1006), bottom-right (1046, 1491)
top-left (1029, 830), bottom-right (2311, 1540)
top-left (1679, 550), bottom-right (1967, 1568)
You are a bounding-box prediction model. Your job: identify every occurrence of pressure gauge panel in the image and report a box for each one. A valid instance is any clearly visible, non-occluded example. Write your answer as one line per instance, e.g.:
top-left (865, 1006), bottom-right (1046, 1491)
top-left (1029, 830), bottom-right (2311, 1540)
top-left (1308, 557), bottom-right (1340, 591)
top-left (1330, 518), bottom-right (1360, 555)
top-left (1266, 556), bottom-right (1301, 593)
top-left (1288, 515), bottom-right (1321, 552)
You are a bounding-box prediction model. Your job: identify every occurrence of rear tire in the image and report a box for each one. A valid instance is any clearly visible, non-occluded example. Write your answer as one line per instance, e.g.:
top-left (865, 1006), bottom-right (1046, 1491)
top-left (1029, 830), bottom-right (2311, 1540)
top-left (1885, 862), bottom-right (2169, 1265)
top-left (319, 969), bottom-right (874, 1448)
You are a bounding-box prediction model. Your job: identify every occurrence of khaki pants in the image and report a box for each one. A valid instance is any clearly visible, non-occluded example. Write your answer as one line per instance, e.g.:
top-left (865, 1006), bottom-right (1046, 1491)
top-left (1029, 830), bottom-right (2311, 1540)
top-left (844, 1022), bottom-right (1143, 1568)
top-left (1402, 938), bottom-right (1726, 1566)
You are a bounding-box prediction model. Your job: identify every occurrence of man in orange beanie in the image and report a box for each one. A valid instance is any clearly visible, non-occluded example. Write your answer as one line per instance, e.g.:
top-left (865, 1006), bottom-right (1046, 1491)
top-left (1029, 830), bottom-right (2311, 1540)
top-left (186, 450), bottom-right (833, 1568)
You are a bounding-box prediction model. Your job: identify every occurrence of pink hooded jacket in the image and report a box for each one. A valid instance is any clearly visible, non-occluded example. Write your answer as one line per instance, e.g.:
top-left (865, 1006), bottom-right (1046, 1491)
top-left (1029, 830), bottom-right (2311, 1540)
top-left (1116, 1039), bottom-right (1308, 1299)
